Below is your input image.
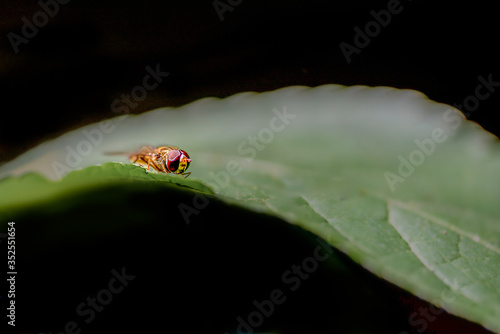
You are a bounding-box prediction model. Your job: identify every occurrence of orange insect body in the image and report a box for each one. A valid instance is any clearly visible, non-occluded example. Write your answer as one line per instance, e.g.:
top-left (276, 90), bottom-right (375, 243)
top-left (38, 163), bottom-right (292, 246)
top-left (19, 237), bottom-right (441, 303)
top-left (128, 145), bottom-right (191, 178)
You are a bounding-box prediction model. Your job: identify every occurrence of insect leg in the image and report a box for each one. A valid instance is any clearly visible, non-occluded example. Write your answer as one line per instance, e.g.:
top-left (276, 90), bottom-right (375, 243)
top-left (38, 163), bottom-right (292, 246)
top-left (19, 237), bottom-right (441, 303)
top-left (131, 156), bottom-right (159, 172)
top-left (146, 157), bottom-right (163, 172)
top-left (159, 162), bottom-right (170, 174)
top-left (149, 154), bottom-right (166, 173)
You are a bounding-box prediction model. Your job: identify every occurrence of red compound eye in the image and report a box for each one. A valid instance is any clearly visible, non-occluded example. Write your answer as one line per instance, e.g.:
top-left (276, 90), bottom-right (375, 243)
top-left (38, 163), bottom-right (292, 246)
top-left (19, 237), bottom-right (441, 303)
top-left (167, 150), bottom-right (181, 171)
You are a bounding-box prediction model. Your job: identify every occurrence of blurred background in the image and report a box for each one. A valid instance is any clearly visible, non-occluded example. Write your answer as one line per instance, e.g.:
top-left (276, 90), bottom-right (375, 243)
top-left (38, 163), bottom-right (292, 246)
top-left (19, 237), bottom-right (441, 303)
top-left (0, 0), bottom-right (498, 164)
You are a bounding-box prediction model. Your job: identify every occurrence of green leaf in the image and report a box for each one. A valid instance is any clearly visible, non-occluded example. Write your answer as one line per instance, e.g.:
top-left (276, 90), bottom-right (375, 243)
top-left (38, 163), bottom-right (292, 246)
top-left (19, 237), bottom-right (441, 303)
top-left (0, 162), bottom-right (212, 214)
top-left (1, 85), bottom-right (499, 332)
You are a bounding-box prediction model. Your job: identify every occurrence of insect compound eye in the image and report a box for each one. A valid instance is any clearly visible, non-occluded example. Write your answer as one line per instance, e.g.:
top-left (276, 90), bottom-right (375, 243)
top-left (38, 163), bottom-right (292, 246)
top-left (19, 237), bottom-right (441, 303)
top-left (180, 150), bottom-right (190, 162)
top-left (167, 150), bottom-right (181, 172)
top-left (180, 150), bottom-right (191, 170)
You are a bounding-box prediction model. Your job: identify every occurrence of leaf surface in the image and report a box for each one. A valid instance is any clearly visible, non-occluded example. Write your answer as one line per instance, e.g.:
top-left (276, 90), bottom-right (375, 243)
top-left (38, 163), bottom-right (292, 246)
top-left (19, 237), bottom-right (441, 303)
top-left (1, 85), bottom-right (499, 332)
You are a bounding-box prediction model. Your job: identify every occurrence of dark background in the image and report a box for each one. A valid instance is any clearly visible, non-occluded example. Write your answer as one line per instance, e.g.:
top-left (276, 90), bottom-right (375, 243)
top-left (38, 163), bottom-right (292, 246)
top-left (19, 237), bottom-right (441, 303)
top-left (0, 0), bottom-right (498, 163)
top-left (0, 1), bottom-right (499, 334)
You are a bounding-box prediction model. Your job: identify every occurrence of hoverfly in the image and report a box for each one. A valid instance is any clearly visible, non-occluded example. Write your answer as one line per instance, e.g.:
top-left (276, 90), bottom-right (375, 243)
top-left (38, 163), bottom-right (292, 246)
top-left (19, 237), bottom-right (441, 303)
top-left (108, 145), bottom-right (192, 178)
